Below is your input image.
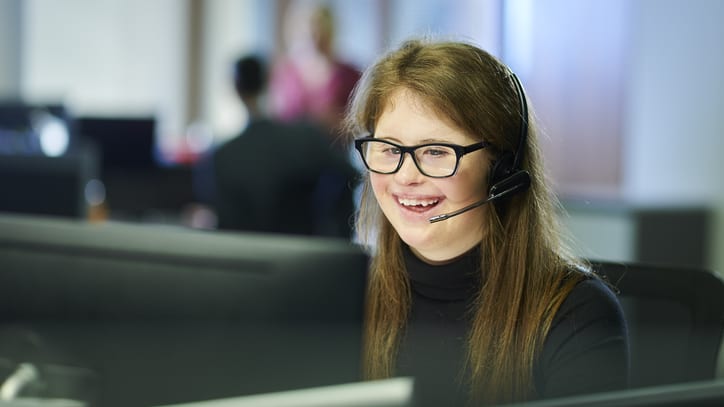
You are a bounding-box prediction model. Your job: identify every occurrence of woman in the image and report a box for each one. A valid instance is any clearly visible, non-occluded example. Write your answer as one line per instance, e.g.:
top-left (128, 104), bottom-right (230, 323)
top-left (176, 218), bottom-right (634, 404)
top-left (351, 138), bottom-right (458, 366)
top-left (270, 2), bottom-right (360, 142)
top-left (345, 39), bottom-right (629, 406)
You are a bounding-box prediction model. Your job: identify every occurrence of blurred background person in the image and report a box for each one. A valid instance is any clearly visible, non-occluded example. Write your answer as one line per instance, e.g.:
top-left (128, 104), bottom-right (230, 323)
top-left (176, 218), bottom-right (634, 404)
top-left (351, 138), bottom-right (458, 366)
top-left (269, 1), bottom-right (361, 147)
top-left (194, 53), bottom-right (358, 237)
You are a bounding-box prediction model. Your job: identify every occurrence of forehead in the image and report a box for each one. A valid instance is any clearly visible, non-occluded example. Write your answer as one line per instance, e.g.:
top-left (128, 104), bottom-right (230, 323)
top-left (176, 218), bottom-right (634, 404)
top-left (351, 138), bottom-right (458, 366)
top-left (375, 88), bottom-right (474, 144)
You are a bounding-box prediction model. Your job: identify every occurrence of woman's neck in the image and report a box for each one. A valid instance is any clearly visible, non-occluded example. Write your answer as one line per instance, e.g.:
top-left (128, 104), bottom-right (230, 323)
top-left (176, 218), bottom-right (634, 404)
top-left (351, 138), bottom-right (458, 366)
top-left (409, 242), bottom-right (480, 266)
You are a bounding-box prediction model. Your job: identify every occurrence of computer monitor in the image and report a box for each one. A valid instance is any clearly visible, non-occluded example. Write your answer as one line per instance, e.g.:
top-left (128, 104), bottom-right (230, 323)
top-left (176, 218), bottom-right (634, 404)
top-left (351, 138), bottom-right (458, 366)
top-left (74, 116), bottom-right (157, 175)
top-left (154, 377), bottom-right (414, 407)
top-left (506, 378), bottom-right (724, 407)
top-left (0, 214), bottom-right (369, 407)
top-left (0, 101), bottom-right (72, 155)
top-left (73, 116), bottom-right (195, 219)
top-left (0, 152), bottom-right (96, 219)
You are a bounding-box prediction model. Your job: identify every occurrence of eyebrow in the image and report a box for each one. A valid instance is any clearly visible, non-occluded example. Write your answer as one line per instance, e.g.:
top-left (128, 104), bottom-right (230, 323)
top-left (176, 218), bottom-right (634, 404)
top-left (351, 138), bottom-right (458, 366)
top-left (374, 135), bottom-right (457, 145)
top-left (419, 138), bottom-right (450, 144)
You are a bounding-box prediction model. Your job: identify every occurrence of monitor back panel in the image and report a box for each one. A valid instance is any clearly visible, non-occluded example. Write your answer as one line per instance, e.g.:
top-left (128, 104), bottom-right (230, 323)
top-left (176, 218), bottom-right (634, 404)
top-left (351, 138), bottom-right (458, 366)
top-left (0, 214), bottom-right (369, 407)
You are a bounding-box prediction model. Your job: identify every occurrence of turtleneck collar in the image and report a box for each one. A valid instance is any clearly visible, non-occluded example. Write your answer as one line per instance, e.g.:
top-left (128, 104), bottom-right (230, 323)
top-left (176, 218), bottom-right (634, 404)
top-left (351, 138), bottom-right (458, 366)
top-left (403, 244), bottom-right (482, 301)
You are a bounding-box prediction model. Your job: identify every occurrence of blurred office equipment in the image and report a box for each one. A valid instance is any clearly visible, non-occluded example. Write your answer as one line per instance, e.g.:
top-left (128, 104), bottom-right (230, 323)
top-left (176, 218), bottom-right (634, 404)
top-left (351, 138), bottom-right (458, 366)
top-left (593, 261), bottom-right (724, 388)
top-left (74, 116), bottom-right (157, 175)
top-left (0, 152), bottom-right (98, 219)
top-left (154, 377), bottom-right (414, 407)
top-left (74, 116), bottom-right (195, 222)
top-left (563, 200), bottom-right (713, 270)
top-left (0, 213), bottom-right (368, 407)
top-left (634, 208), bottom-right (711, 268)
top-left (505, 378), bottom-right (724, 407)
top-left (0, 101), bottom-right (103, 221)
top-left (0, 101), bottom-right (72, 157)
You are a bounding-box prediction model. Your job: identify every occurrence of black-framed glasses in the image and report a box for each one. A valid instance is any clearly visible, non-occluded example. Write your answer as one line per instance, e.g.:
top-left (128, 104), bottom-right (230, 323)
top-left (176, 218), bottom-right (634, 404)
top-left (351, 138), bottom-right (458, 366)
top-left (354, 136), bottom-right (493, 178)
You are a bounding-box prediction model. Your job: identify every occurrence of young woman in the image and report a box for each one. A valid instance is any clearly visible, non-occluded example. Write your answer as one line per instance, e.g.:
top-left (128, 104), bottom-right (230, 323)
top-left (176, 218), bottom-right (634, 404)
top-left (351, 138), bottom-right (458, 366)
top-left (345, 39), bottom-right (629, 406)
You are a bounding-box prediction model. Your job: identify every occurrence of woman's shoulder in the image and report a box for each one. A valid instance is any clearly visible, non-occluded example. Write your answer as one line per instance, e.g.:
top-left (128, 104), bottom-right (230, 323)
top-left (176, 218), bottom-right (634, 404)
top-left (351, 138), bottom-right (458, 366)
top-left (536, 267), bottom-right (630, 398)
top-left (555, 269), bottom-right (623, 323)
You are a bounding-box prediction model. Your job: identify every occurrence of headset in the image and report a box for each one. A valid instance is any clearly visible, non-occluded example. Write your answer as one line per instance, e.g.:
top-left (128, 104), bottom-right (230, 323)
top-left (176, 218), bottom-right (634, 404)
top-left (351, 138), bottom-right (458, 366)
top-left (428, 72), bottom-right (532, 223)
top-left (487, 72), bottom-right (532, 201)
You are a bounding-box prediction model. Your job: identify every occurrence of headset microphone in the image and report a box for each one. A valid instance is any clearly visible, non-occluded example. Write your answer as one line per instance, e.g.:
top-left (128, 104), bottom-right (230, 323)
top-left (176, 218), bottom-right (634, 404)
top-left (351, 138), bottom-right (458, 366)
top-left (427, 197), bottom-right (491, 223)
top-left (428, 170), bottom-right (530, 223)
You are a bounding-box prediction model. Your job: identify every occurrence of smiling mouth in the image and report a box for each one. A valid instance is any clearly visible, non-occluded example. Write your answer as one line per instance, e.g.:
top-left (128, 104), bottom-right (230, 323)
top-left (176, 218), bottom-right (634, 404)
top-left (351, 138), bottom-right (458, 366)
top-left (396, 197), bottom-right (441, 212)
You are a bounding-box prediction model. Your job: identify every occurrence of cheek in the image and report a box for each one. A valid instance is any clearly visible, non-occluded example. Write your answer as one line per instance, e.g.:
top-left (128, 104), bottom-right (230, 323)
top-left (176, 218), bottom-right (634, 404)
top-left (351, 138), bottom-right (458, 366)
top-left (458, 156), bottom-right (491, 198)
top-left (440, 168), bottom-right (489, 201)
top-left (439, 180), bottom-right (483, 202)
top-left (475, 168), bottom-right (491, 197)
top-left (369, 174), bottom-right (387, 199)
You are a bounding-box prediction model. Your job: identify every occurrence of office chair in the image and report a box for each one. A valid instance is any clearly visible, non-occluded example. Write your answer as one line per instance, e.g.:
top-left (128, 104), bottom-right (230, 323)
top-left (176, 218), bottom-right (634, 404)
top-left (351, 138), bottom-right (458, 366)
top-left (591, 260), bottom-right (724, 389)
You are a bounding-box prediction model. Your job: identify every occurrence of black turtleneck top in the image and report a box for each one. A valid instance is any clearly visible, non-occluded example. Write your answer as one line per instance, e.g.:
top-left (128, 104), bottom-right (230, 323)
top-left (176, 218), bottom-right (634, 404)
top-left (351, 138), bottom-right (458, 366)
top-left (396, 245), bottom-right (629, 406)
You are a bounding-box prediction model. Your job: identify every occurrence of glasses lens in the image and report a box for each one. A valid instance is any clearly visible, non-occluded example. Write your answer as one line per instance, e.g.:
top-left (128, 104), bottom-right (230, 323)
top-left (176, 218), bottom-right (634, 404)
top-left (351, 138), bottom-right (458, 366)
top-left (360, 140), bottom-right (460, 177)
top-left (415, 145), bottom-right (458, 177)
top-left (361, 140), bottom-right (401, 173)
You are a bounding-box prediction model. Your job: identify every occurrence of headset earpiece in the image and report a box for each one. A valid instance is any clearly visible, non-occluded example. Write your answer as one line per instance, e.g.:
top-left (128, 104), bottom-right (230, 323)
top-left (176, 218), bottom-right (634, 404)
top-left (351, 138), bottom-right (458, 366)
top-left (489, 151), bottom-right (515, 187)
top-left (486, 73), bottom-right (532, 203)
top-left (488, 152), bottom-right (531, 201)
top-left (488, 169), bottom-right (531, 201)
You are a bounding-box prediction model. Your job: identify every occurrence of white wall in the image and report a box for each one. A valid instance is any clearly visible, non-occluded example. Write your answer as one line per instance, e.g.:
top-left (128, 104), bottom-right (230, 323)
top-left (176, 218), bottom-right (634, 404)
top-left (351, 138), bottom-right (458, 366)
top-left (13, 0), bottom-right (387, 151)
top-left (388, 0), bottom-right (501, 55)
top-left (198, 0), bottom-right (271, 141)
top-left (0, 0), bottom-right (22, 98)
top-left (560, 207), bottom-right (635, 263)
top-left (624, 0), bottom-right (724, 274)
top-left (622, 0), bottom-right (724, 378)
top-left (20, 0), bottom-right (189, 140)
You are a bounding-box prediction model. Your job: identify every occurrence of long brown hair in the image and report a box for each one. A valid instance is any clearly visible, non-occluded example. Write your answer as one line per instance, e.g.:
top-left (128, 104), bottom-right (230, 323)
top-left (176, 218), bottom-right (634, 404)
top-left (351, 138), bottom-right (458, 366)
top-left (345, 39), bottom-right (587, 405)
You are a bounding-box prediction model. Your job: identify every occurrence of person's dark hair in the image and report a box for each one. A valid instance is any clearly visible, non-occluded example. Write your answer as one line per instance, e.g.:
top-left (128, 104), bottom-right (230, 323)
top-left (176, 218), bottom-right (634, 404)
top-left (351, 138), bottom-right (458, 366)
top-left (234, 55), bottom-right (267, 97)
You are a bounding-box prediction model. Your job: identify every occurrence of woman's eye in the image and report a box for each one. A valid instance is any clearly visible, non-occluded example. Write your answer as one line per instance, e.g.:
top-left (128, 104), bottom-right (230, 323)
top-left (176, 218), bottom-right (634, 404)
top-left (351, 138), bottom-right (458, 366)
top-left (423, 147), bottom-right (451, 157)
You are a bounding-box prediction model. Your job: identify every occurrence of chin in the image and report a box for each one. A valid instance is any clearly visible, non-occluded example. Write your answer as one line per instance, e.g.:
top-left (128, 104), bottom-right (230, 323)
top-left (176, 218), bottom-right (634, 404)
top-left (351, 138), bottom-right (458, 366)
top-left (396, 228), bottom-right (437, 254)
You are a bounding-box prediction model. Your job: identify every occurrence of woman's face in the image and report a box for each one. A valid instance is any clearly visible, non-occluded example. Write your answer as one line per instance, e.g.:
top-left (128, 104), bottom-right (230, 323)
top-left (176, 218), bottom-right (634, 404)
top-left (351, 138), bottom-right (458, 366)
top-left (370, 88), bottom-right (490, 263)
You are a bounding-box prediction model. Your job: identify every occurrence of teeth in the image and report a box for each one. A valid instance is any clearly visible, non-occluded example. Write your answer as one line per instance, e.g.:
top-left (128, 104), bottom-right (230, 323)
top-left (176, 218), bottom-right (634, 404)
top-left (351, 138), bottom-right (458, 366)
top-left (398, 197), bottom-right (439, 207)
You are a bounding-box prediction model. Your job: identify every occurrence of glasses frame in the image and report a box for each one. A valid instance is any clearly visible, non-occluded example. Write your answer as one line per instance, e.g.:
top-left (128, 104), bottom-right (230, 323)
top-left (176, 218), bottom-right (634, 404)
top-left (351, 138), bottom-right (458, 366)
top-left (354, 135), bottom-right (493, 178)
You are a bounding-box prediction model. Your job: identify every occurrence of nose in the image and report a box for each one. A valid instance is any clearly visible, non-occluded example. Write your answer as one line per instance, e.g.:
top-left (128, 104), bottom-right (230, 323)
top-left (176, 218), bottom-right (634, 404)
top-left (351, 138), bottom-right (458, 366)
top-left (393, 152), bottom-right (424, 184)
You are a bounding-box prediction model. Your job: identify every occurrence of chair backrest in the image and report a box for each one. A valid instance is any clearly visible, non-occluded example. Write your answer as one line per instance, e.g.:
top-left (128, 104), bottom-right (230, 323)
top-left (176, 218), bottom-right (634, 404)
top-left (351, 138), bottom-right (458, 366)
top-left (591, 260), bottom-right (724, 388)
